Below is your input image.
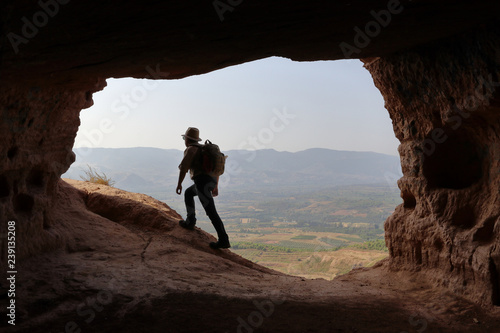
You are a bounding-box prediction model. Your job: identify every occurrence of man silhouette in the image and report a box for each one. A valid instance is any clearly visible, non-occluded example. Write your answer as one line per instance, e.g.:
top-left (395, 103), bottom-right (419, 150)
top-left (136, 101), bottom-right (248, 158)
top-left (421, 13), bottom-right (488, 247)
top-left (176, 127), bottom-right (230, 249)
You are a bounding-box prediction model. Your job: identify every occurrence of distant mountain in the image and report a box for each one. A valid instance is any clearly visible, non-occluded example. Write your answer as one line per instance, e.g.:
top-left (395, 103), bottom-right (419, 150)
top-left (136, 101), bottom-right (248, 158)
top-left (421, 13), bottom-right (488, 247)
top-left (63, 147), bottom-right (402, 195)
top-left (222, 148), bottom-right (402, 190)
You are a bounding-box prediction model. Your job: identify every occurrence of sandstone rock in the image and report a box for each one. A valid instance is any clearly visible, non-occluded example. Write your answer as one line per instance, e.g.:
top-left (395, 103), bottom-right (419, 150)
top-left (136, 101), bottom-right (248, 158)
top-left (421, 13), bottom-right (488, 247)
top-left (365, 25), bottom-right (500, 305)
top-left (0, 2), bottom-right (499, 328)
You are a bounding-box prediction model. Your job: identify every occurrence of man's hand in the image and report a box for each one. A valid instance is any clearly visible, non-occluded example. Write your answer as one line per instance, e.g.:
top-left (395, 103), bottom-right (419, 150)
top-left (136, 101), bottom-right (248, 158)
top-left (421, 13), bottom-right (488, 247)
top-left (177, 170), bottom-right (186, 195)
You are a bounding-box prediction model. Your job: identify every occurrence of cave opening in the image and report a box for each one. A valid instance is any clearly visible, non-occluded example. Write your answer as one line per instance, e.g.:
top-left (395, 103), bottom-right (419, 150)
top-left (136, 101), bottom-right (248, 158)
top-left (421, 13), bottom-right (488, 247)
top-left (67, 57), bottom-right (402, 280)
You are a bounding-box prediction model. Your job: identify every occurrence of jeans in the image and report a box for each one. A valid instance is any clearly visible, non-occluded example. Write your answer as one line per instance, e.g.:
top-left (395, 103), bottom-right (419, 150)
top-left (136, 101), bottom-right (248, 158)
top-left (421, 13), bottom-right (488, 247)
top-left (184, 174), bottom-right (229, 242)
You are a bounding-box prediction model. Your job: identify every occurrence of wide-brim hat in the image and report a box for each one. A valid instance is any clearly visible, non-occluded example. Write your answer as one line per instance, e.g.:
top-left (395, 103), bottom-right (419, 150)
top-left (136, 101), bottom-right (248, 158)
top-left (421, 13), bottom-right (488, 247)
top-left (182, 127), bottom-right (202, 141)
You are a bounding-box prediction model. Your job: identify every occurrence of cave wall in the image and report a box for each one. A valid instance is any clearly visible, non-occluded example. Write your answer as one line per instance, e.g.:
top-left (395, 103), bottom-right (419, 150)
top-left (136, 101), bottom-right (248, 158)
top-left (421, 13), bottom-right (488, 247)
top-left (0, 81), bottom-right (105, 262)
top-left (365, 25), bottom-right (500, 305)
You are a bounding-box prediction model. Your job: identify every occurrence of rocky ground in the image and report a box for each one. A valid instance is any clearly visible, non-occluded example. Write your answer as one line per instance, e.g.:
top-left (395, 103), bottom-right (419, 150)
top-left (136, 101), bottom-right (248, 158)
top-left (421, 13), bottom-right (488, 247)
top-left (1, 179), bottom-right (499, 333)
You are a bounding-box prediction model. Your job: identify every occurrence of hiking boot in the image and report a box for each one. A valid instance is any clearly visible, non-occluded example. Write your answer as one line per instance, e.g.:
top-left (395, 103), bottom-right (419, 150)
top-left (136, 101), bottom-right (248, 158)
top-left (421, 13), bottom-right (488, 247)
top-left (209, 240), bottom-right (231, 249)
top-left (179, 220), bottom-right (195, 230)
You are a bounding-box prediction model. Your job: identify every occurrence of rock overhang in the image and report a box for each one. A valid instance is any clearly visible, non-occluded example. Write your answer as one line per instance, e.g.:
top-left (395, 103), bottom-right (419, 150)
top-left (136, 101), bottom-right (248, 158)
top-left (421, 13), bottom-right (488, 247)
top-left (1, 0), bottom-right (499, 85)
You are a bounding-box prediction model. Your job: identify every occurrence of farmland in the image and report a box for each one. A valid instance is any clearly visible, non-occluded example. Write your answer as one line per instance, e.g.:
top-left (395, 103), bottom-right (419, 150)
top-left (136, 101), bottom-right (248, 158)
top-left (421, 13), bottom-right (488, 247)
top-left (195, 219), bottom-right (389, 279)
top-left (185, 184), bottom-right (400, 279)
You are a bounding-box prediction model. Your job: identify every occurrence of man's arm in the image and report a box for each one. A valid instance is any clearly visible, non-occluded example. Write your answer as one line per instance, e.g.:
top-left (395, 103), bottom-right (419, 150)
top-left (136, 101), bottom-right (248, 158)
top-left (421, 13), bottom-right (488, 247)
top-left (176, 146), bottom-right (197, 195)
top-left (176, 170), bottom-right (186, 195)
top-left (212, 175), bottom-right (219, 197)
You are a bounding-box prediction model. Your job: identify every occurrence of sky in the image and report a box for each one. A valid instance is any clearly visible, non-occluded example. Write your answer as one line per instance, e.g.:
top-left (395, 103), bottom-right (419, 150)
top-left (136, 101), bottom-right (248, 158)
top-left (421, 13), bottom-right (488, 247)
top-left (74, 57), bottom-right (400, 156)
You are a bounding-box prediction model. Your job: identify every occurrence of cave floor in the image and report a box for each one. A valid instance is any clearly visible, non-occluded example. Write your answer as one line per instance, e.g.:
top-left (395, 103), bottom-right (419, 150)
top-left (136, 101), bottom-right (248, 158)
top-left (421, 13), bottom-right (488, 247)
top-left (2, 180), bottom-right (499, 333)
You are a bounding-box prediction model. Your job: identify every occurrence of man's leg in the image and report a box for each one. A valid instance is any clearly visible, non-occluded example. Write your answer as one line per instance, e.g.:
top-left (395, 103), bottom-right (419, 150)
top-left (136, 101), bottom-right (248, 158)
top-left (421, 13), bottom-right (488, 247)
top-left (183, 183), bottom-right (197, 226)
top-left (194, 175), bottom-right (229, 246)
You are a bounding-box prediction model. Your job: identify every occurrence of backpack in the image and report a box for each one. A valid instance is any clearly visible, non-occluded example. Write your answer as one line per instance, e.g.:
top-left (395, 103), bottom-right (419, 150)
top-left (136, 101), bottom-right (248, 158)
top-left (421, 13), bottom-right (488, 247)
top-left (200, 140), bottom-right (227, 176)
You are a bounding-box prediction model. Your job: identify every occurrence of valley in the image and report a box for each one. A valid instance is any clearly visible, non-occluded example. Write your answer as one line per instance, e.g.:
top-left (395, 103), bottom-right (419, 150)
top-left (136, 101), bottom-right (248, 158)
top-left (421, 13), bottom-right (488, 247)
top-left (176, 184), bottom-right (399, 279)
top-left (64, 147), bottom-right (402, 279)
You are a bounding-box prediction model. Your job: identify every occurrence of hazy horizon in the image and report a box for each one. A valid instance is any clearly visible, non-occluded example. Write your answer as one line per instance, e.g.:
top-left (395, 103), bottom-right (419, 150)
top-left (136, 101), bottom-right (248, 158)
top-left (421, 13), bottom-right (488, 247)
top-left (65, 146), bottom-right (402, 194)
top-left (75, 57), bottom-right (400, 156)
top-left (73, 145), bottom-right (400, 157)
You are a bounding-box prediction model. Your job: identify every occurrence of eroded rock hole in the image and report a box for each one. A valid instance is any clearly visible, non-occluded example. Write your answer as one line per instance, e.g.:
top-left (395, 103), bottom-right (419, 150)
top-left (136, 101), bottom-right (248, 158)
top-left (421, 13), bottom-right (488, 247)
top-left (401, 190), bottom-right (416, 209)
top-left (414, 242), bottom-right (423, 265)
top-left (422, 128), bottom-right (483, 189)
top-left (434, 238), bottom-right (444, 252)
top-left (43, 210), bottom-right (51, 229)
top-left (13, 193), bottom-right (35, 213)
top-left (451, 206), bottom-right (475, 229)
top-left (408, 120), bottom-right (418, 137)
top-left (489, 258), bottom-right (500, 306)
top-left (0, 175), bottom-right (9, 198)
top-left (27, 167), bottom-right (45, 188)
top-left (7, 146), bottom-right (18, 160)
top-left (473, 217), bottom-right (497, 244)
